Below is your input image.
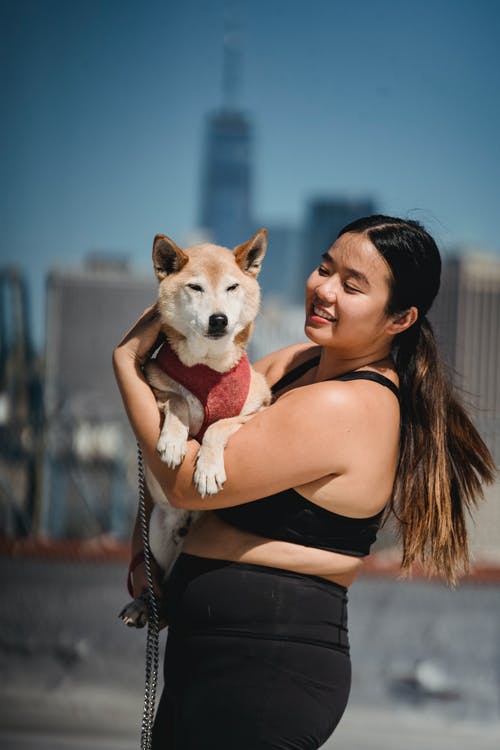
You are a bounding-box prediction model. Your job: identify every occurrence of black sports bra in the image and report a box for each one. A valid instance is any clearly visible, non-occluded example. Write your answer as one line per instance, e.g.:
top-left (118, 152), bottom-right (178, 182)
top-left (215, 357), bottom-right (400, 557)
top-left (270, 354), bottom-right (400, 402)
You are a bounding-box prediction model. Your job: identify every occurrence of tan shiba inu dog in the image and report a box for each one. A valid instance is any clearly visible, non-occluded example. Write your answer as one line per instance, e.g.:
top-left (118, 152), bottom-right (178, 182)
top-left (120, 229), bottom-right (270, 627)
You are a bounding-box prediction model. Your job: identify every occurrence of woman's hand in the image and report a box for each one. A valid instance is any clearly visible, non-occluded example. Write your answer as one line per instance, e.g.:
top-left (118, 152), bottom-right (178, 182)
top-left (114, 304), bottom-right (164, 367)
top-left (112, 305), bottom-right (171, 464)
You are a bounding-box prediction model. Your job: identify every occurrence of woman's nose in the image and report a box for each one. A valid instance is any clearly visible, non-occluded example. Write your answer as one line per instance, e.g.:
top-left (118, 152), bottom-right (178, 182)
top-left (315, 282), bottom-right (336, 304)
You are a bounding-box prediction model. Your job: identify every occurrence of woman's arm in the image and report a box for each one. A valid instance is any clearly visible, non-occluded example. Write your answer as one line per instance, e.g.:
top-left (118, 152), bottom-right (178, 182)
top-left (113, 310), bottom-right (356, 511)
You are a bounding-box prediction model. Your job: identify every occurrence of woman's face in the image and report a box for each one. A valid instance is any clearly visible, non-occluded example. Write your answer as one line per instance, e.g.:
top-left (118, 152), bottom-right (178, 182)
top-left (304, 231), bottom-right (395, 355)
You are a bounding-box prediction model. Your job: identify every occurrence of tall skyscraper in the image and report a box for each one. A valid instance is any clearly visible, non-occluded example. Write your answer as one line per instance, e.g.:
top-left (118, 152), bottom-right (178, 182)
top-left (199, 9), bottom-right (253, 247)
top-left (200, 112), bottom-right (253, 247)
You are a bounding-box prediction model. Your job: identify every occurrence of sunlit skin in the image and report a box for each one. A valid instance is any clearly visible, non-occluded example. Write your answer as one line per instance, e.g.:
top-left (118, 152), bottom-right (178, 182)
top-left (113, 232), bottom-right (418, 592)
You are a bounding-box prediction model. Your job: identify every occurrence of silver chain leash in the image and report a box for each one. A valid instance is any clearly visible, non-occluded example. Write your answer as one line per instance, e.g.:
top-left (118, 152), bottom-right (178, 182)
top-left (137, 443), bottom-right (160, 750)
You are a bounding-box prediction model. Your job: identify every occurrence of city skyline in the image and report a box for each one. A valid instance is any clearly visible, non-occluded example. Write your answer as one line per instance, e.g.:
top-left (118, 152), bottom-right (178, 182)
top-left (2, 0), bottom-right (500, 346)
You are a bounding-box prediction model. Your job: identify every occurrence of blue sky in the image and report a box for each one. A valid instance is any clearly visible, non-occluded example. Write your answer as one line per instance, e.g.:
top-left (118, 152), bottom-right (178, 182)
top-left (2, 0), bottom-right (500, 345)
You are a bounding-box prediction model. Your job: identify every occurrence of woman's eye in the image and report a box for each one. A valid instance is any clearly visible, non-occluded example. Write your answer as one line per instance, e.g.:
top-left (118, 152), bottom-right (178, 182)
top-left (227, 283), bottom-right (239, 292)
top-left (187, 283), bottom-right (204, 292)
top-left (343, 283), bottom-right (358, 293)
top-left (318, 266), bottom-right (329, 276)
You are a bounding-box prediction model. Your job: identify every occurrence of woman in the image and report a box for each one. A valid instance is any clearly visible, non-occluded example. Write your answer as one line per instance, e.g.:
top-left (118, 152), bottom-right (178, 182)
top-left (113, 215), bottom-right (494, 749)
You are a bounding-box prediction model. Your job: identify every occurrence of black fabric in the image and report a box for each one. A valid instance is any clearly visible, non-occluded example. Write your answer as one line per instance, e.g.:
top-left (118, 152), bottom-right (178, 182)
top-left (332, 370), bottom-right (400, 401)
top-left (271, 356), bottom-right (400, 402)
top-left (271, 355), bottom-right (320, 394)
top-left (216, 363), bottom-right (399, 557)
top-left (216, 491), bottom-right (384, 556)
top-left (152, 553), bottom-right (351, 750)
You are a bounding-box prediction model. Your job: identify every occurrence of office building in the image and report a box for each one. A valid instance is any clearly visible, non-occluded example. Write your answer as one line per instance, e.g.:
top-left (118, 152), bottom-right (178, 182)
top-left (200, 110), bottom-right (253, 247)
top-left (199, 8), bottom-right (253, 247)
top-left (40, 255), bottom-right (156, 539)
top-left (430, 254), bottom-right (500, 559)
top-left (257, 223), bottom-right (302, 304)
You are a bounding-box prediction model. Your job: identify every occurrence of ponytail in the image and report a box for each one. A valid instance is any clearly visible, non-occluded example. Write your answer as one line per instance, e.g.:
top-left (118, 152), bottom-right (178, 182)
top-left (390, 316), bottom-right (496, 584)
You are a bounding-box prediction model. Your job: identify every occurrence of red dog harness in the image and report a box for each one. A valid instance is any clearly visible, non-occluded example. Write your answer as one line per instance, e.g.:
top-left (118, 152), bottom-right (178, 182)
top-left (155, 341), bottom-right (251, 441)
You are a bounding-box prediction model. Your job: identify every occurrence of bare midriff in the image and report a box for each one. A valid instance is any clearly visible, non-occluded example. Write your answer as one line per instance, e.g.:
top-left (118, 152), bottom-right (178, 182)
top-left (181, 512), bottom-right (364, 587)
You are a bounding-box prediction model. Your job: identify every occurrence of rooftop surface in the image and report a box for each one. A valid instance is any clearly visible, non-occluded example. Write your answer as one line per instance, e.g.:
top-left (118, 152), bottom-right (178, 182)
top-left (0, 553), bottom-right (499, 749)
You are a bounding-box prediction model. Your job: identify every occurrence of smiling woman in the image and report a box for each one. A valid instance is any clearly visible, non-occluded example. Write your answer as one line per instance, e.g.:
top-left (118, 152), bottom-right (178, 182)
top-left (113, 215), bottom-right (494, 750)
top-left (304, 232), bottom-right (418, 359)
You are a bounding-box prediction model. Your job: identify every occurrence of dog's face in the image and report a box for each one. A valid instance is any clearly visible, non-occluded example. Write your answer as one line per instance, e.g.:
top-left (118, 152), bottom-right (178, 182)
top-left (152, 230), bottom-right (267, 356)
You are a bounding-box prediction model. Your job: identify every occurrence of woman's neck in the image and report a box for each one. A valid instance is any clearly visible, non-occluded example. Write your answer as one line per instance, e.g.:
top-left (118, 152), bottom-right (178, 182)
top-left (315, 346), bottom-right (394, 382)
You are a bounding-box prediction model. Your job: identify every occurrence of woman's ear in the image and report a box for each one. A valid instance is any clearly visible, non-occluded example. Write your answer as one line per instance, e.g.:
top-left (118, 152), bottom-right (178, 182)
top-left (385, 306), bottom-right (419, 335)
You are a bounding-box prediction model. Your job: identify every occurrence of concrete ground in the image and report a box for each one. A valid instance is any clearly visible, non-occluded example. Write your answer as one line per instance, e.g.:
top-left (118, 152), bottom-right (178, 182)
top-left (0, 556), bottom-right (499, 748)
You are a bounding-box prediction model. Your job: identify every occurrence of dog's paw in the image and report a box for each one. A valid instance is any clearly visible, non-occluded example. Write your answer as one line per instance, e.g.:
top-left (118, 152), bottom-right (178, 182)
top-left (193, 449), bottom-right (226, 497)
top-left (119, 597), bottom-right (149, 628)
top-left (156, 434), bottom-right (187, 468)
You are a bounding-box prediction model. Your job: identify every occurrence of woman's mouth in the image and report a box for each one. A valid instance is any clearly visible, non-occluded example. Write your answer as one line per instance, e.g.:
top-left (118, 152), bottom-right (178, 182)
top-left (309, 305), bottom-right (337, 323)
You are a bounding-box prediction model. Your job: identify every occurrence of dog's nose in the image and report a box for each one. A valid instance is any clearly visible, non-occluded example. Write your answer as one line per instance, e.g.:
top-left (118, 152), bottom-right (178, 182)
top-left (208, 313), bottom-right (228, 333)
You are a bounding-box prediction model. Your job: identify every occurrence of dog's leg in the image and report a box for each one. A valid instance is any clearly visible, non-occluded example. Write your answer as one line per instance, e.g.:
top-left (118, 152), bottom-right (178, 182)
top-left (193, 415), bottom-right (254, 496)
top-left (156, 392), bottom-right (190, 467)
top-left (194, 371), bottom-right (271, 496)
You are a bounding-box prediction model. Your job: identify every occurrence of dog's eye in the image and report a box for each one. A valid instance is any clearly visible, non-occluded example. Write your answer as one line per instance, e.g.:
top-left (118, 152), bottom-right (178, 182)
top-left (187, 283), bottom-right (204, 292)
top-left (227, 283), bottom-right (239, 292)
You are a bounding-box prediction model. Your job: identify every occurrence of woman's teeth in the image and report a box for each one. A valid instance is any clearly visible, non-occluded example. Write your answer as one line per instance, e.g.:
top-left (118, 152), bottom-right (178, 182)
top-left (313, 306), bottom-right (336, 322)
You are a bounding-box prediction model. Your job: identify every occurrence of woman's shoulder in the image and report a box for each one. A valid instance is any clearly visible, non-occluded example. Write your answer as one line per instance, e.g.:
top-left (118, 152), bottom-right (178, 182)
top-left (253, 342), bottom-right (320, 386)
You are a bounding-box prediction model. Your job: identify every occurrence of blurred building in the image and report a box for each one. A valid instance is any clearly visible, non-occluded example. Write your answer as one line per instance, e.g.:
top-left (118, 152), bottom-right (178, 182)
top-left (199, 9), bottom-right (253, 247)
top-left (40, 255), bottom-right (156, 539)
top-left (0, 268), bottom-right (42, 535)
top-left (429, 253), bottom-right (500, 560)
top-left (257, 224), bottom-right (302, 305)
top-left (200, 111), bottom-right (253, 248)
top-left (250, 302), bottom-right (306, 363)
top-left (294, 196), bottom-right (376, 302)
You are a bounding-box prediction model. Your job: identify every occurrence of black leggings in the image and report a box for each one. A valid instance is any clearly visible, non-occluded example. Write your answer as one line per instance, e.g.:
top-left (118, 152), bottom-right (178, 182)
top-left (152, 553), bottom-right (351, 750)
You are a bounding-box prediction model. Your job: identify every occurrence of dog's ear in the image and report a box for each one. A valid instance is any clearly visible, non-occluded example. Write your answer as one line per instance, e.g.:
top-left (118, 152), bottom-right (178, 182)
top-left (152, 235), bottom-right (189, 279)
top-left (234, 229), bottom-right (267, 278)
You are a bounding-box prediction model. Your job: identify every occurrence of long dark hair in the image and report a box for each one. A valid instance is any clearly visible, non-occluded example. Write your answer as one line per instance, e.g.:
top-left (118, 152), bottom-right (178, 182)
top-left (339, 215), bottom-right (495, 583)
